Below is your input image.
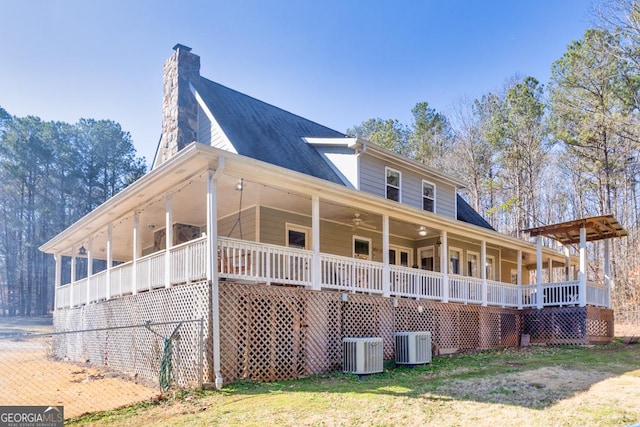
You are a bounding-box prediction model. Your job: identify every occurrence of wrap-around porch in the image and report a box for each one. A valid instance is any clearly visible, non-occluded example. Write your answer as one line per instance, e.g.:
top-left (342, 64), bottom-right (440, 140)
top-left (47, 147), bottom-right (616, 314)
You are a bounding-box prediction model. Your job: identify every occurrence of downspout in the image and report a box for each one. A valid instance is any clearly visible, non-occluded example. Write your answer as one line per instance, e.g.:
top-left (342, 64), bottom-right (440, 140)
top-left (207, 157), bottom-right (225, 390)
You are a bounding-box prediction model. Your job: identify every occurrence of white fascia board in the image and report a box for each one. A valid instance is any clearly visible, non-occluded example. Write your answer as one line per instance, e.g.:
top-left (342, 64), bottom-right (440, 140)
top-left (303, 137), bottom-right (357, 147)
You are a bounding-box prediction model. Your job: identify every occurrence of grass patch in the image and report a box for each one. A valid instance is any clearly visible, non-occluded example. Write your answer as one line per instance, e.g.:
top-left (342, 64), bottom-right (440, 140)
top-left (69, 340), bottom-right (640, 426)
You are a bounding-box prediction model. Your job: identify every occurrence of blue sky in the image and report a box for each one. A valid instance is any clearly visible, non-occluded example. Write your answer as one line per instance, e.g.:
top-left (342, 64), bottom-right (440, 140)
top-left (1, 0), bottom-right (596, 165)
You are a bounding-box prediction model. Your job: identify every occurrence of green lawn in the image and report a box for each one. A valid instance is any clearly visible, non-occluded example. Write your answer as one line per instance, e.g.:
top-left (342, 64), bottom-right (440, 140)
top-left (71, 341), bottom-right (640, 426)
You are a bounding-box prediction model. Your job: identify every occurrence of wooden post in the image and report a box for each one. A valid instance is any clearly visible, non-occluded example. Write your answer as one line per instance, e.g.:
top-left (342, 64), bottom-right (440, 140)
top-left (441, 231), bottom-right (448, 303)
top-left (87, 238), bottom-right (93, 305)
top-left (165, 192), bottom-right (173, 288)
top-left (564, 246), bottom-right (570, 281)
top-left (481, 240), bottom-right (487, 306)
top-left (604, 239), bottom-right (611, 308)
top-left (579, 226), bottom-right (587, 307)
top-left (536, 235), bottom-right (543, 309)
top-left (54, 252), bottom-right (61, 310)
top-left (382, 214), bottom-right (390, 297)
top-left (311, 195), bottom-right (321, 291)
top-left (517, 249), bottom-right (522, 309)
top-left (207, 167), bottom-right (223, 390)
top-left (132, 211), bottom-right (139, 295)
top-left (106, 224), bottom-right (112, 300)
top-left (70, 244), bottom-right (76, 307)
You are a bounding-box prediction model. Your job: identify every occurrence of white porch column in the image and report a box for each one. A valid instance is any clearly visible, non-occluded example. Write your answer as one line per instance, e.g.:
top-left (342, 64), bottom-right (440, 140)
top-left (564, 246), bottom-right (571, 281)
top-left (206, 168), bottom-right (223, 390)
top-left (311, 195), bottom-right (321, 291)
top-left (87, 238), bottom-right (93, 305)
top-left (579, 226), bottom-right (587, 307)
top-left (165, 193), bottom-right (173, 288)
top-left (548, 257), bottom-right (553, 283)
top-left (70, 244), bottom-right (76, 307)
top-left (481, 240), bottom-right (487, 306)
top-left (517, 249), bottom-right (523, 309)
top-left (604, 239), bottom-right (611, 309)
top-left (441, 231), bottom-right (449, 303)
top-left (536, 235), bottom-right (543, 309)
top-left (54, 252), bottom-right (61, 310)
top-left (106, 224), bottom-right (113, 300)
top-left (132, 211), bottom-right (140, 295)
top-left (382, 214), bottom-right (390, 297)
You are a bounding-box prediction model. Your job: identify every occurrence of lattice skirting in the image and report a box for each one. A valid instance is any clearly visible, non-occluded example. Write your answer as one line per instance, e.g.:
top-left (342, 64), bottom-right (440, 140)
top-left (218, 283), bottom-right (521, 383)
top-left (521, 306), bottom-right (614, 345)
top-left (52, 281), bottom-right (615, 387)
top-left (52, 281), bottom-right (211, 387)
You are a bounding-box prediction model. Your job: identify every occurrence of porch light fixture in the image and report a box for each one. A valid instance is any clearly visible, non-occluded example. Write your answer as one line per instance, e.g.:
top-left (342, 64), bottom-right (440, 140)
top-left (235, 178), bottom-right (244, 191)
top-left (418, 226), bottom-right (427, 237)
top-left (78, 245), bottom-right (87, 256)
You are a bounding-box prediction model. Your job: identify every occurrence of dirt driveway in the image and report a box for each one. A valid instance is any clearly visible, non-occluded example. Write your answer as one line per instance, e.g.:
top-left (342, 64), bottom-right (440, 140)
top-left (0, 317), bottom-right (159, 419)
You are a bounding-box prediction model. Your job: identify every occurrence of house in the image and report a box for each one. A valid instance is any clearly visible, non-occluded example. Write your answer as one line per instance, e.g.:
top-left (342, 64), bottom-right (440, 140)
top-left (40, 44), bottom-right (624, 388)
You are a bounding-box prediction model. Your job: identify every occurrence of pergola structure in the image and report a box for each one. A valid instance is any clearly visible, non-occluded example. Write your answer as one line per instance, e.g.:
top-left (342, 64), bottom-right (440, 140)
top-left (524, 215), bottom-right (628, 309)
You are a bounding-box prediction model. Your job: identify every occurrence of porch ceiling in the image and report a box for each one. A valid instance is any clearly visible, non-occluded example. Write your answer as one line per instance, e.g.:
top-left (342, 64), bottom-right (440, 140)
top-left (523, 215), bottom-right (628, 245)
top-left (42, 143), bottom-right (574, 265)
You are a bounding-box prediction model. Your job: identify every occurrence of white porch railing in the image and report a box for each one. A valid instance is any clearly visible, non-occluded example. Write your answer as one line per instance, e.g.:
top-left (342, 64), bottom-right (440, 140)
top-left (389, 265), bottom-right (443, 300)
top-left (320, 253), bottom-right (384, 294)
top-left (587, 281), bottom-right (609, 307)
top-left (136, 251), bottom-right (165, 292)
top-left (218, 237), bottom-right (313, 286)
top-left (170, 237), bottom-right (207, 285)
top-left (54, 237), bottom-right (611, 311)
top-left (487, 279), bottom-right (520, 308)
top-left (449, 275), bottom-right (483, 305)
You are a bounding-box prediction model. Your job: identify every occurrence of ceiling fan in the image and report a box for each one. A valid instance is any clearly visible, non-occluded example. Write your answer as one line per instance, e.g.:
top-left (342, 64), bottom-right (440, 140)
top-left (349, 212), bottom-right (377, 231)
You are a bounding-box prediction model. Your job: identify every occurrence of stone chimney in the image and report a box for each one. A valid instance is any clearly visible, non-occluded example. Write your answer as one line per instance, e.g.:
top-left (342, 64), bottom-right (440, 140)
top-left (157, 44), bottom-right (200, 165)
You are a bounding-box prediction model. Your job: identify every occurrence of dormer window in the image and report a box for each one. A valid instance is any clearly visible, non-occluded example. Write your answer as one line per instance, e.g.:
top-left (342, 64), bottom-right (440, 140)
top-left (422, 180), bottom-right (435, 212)
top-left (386, 167), bottom-right (401, 202)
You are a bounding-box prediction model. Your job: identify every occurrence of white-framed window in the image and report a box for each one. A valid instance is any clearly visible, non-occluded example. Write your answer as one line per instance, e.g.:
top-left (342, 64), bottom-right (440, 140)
top-left (422, 180), bottom-right (435, 212)
top-left (486, 255), bottom-right (496, 281)
top-left (385, 167), bottom-right (401, 202)
top-left (467, 251), bottom-right (479, 278)
top-left (389, 245), bottom-right (413, 267)
top-left (449, 247), bottom-right (462, 275)
top-left (286, 224), bottom-right (310, 249)
top-left (418, 246), bottom-right (435, 271)
top-left (353, 236), bottom-right (371, 260)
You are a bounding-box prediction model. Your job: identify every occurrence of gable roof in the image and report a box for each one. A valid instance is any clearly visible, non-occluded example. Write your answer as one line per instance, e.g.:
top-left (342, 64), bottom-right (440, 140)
top-left (456, 195), bottom-right (495, 231)
top-left (192, 77), bottom-right (347, 185)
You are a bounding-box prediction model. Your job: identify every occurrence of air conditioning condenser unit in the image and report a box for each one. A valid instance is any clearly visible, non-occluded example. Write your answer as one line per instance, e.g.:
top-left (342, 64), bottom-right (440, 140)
top-left (395, 331), bottom-right (432, 365)
top-left (342, 337), bottom-right (383, 375)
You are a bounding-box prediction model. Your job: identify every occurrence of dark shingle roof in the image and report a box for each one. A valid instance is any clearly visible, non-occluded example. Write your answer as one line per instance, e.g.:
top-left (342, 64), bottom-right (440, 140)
top-left (456, 195), bottom-right (495, 230)
top-left (192, 77), bottom-right (346, 185)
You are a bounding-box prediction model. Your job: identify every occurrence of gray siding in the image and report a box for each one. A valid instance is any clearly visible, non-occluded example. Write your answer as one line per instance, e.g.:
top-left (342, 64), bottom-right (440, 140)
top-left (358, 155), bottom-right (386, 198)
top-left (358, 154), bottom-right (457, 220)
